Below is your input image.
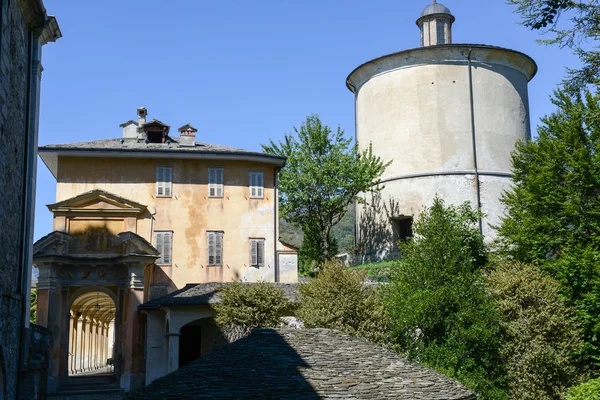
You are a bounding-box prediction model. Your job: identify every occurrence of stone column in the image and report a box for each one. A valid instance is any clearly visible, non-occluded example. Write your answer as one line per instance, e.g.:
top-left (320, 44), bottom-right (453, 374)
top-left (120, 263), bottom-right (146, 391)
top-left (69, 314), bottom-right (75, 375)
top-left (76, 316), bottom-right (83, 373)
top-left (35, 263), bottom-right (63, 392)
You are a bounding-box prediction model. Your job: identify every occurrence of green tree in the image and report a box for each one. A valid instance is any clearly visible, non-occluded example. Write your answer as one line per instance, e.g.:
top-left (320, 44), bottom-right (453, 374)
top-left (566, 377), bottom-right (600, 400)
top-left (214, 282), bottom-right (290, 341)
top-left (295, 261), bottom-right (390, 345)
top-left (497, 90), bottom-right (600, 370)
top-left (488, 260), bottom-right (583, 400)
top-left (30, 289), bottom-right (37, 324)
top-left (386, 197), bottom-right (506, 399)
top-left (508, 0), bottom-right (600, 91)
top-left (263, 114), bottom-right (389, 264)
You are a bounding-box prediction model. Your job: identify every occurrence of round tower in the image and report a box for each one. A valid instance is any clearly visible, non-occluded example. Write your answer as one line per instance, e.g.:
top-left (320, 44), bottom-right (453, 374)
top-left (347, 1), bottom-right (537, 260)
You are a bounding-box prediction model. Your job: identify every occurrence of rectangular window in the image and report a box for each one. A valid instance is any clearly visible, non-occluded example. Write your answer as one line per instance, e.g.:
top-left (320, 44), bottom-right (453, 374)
top-left (156, 166), bottom-right (172, 197)
top-left (154, 231), bottom-right (173, 265)
top-left (391, 217), bottom-right (413, 243)
top-left (207, 231), bottom-right (223, 266)
top-left (249, 171), bottom-right (264, 198)
top-left (436, 20), bottom-right (446, 44)
top-left (208, 167), bottom-right (224, 198)
top-left (250, 238), bottom-right (265, 267)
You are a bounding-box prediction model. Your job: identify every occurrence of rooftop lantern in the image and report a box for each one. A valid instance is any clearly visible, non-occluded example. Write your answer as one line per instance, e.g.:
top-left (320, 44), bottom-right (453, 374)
top-left (416, 0), bottom-right (455, 47)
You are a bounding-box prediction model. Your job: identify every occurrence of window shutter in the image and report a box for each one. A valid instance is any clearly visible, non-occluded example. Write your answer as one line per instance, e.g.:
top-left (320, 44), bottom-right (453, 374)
top-left (250, 240), bottom-right (257, 265)
top-left (257, 172), bottom-right (264, 198)
top-left (155, 233), bottom-right (164, 264)
top-left (257, 240), bottom-right (264, 266)
top-left (157, 168), bottom-right (164, 196)
top-left (164, 233), bottom-right (172, 264)
top-left (208, 233), bottom-right (215, 265)
top-left (165, 168), bottom-right (172, 197)
top-left (215, 233), bottom-right (223, 265)
top-left (217, 169), bottom-right (223, 197)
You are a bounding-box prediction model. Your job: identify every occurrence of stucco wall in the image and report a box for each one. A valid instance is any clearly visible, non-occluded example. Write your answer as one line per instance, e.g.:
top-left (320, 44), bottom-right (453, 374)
top-left (54, 157), bottom-right (281, 288)
top-left (349, 45), bottom-right (534, 254)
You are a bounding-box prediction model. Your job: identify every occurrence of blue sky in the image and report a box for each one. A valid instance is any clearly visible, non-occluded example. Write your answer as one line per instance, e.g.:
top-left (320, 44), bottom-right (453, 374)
top-left (34, 0), bottom-right (580, 241)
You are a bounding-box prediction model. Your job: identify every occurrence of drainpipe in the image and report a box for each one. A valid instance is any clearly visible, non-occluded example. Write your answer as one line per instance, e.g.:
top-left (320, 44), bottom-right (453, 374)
top-left (467, 48), bottom-right (483, 234)
top-left (273, 167), bottom-right (281, 282)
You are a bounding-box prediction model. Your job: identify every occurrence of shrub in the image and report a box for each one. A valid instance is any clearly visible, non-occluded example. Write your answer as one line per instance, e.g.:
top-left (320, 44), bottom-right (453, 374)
top-left (296, 261), bottom-right (390, 345)
top-left (385, 197), bottom-right (506, 399)
top-left (488, 260), bottom-right (583, 400)
top-left (214, 281), bottom-right (290, 341)
top-left (566, 377), bottom-right (600, 400)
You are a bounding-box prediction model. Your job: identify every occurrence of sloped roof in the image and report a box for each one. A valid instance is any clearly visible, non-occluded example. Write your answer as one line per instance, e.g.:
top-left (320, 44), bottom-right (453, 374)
top-left (138, 282), bottom-right (300, 310)
top-left (125, 328), bottom-right (476, 400)
top-left (38, 137), bottom-right (286, 178)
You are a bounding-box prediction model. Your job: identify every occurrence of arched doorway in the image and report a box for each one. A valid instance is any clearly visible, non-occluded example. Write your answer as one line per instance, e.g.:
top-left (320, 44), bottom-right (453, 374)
top-left (178, 318), bottom-right (222, 368)
top-left (68, 290), bottom-right (116, 376)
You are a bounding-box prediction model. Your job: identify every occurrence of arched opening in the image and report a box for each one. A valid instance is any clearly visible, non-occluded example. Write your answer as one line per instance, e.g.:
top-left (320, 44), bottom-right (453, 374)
top-left (178, 318), bottom-right (221, 369)
top-left (68, 290), bottom-right (116, 376)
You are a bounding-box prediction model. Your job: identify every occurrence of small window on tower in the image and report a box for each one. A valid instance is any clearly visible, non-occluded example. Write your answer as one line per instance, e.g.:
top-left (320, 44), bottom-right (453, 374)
top-left (391, 217), bottom-right (413, 243)
top-left (436, 20), bottom-right (446, 44)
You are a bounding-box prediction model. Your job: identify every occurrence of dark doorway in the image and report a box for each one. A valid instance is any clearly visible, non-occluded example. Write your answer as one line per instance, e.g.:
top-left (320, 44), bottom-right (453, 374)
top-left (179, 325), bottom-right (202, 368)
top-left (391, 216), bottom-right (413, 243)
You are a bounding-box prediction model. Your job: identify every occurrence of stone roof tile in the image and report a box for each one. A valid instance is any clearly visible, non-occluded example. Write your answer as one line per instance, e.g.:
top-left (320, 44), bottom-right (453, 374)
top-left (125, 328), bottom-right (476, 400)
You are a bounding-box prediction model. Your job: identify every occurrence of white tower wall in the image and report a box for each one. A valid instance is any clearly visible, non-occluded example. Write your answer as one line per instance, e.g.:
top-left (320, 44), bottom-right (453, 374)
top-left (347, 45), bottom-right (536, 259)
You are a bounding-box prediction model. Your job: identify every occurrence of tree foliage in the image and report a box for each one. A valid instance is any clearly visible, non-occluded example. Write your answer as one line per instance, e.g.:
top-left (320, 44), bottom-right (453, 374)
top-left (385, 197), bottom-right (506, 399)
top-left (296, 261), bottom-right (390, 345)
top-left (566, 377), bottom-right (600, 400)
top-left (497, 90), bottom-right (600, 370)
top-left (488, 260), bottom-right (583, 400)
top-left (508, 0), bottom-right (600, 91)
top-left (214, 282), bottom-right (290, 340)
top-left (30, 289), bottom-right (37, 324)
top-left (263, 114), bottom-right (389, 264)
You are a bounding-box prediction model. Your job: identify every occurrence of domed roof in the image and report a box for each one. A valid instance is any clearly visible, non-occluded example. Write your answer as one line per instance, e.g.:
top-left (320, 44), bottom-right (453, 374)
top-left (420, 2), bottom-right (453, 17)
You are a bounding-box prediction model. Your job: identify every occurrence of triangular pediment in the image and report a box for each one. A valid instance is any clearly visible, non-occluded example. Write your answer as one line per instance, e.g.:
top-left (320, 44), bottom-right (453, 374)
top-left (47, 189), bottom-right (147, 216)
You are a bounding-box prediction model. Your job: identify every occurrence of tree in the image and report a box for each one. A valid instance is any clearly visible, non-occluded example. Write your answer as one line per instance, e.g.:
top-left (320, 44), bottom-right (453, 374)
top-left (488, 260), bottom-right (583, 400)
top-left (295, 261), bottom-right (390, 345)
top-left (386, 197), bottom-right (506, 399)
top-left (497, 89), bottom-right (600, 371)
top-left (213, 282), bottom-right (290, 341)
top-left (508, 0), bottom-right (600, 91)
top-left (566, 377), bottom-right (600, 400)
top-left (263, 114), bottom-right (389, 264)
top-left (30, 289), bottom-right (37, 324)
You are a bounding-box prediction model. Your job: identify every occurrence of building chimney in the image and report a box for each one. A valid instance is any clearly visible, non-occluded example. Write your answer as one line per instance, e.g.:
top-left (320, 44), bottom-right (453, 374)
top-left (119, 120), bottom-right (138, 138)
top-left (137, 107), bottom-right (147, 126)
top-left (178, 124), bottom-right (197, 147)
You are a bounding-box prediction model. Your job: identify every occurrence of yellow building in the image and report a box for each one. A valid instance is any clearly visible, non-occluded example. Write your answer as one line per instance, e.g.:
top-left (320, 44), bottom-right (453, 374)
top-left (34, 107), bottom-right (298, 394)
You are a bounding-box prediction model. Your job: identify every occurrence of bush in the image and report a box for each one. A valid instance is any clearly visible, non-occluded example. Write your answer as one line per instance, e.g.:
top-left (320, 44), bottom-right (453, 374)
top-left (296, 261), bottom-right (390, 345)
top-left (214, 281), bottom-right (290, 341)
top-left (566, 377), bottom-right (600, 400)
top-left (385, 197), bottom-right (506, 399)
top-left (488, 260), bottom-right (583, 400)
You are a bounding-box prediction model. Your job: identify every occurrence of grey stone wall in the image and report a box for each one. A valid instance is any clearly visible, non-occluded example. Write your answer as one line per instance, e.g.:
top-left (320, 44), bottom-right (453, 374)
top-left (0, 0), bottom-right (31, 398)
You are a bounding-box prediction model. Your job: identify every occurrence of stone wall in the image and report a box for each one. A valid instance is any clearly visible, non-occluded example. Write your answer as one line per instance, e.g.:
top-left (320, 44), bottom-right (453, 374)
top-left (0, 0), bottom-right (60, 398)
top-left (0, 0), bottom-right (32, 398)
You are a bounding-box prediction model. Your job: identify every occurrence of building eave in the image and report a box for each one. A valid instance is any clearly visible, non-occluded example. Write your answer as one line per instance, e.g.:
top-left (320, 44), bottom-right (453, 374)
top-left (38, 148), bottom-right (287, 179)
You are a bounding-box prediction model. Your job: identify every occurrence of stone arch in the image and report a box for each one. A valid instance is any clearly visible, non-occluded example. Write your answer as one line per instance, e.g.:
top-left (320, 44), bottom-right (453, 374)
top-left (68, 288), bottom-right (117, 376)
top-left (177, 317), bottom-right (221, 368)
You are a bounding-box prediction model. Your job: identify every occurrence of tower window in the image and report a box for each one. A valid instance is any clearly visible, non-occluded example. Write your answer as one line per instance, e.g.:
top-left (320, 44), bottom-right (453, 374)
top-left (420, 24), bottom-right (424, 46)
top-left (391, 217), bottom-right (413, 243)
top-left (436, 20), bottom-right (446, 44)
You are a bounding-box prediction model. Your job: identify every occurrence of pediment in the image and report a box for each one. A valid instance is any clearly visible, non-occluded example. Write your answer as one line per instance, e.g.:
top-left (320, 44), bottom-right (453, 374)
top-left (33, 230), bottom-right (159, 260)
top-left (47, 189), bottom-right (147, 216)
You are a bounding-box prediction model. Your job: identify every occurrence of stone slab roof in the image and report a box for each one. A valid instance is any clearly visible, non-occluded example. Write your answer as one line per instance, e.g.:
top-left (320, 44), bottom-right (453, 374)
top-left (138, 282), bottom-right (300, 310)
top-left (125, 328), bottom-right (476, 400)
top-left (39, 137), bottom-right (283, 158)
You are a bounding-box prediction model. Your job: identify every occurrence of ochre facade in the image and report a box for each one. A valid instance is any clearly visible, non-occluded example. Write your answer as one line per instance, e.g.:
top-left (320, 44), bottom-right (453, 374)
top-left (52, 157), bottom-right (286, 288)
